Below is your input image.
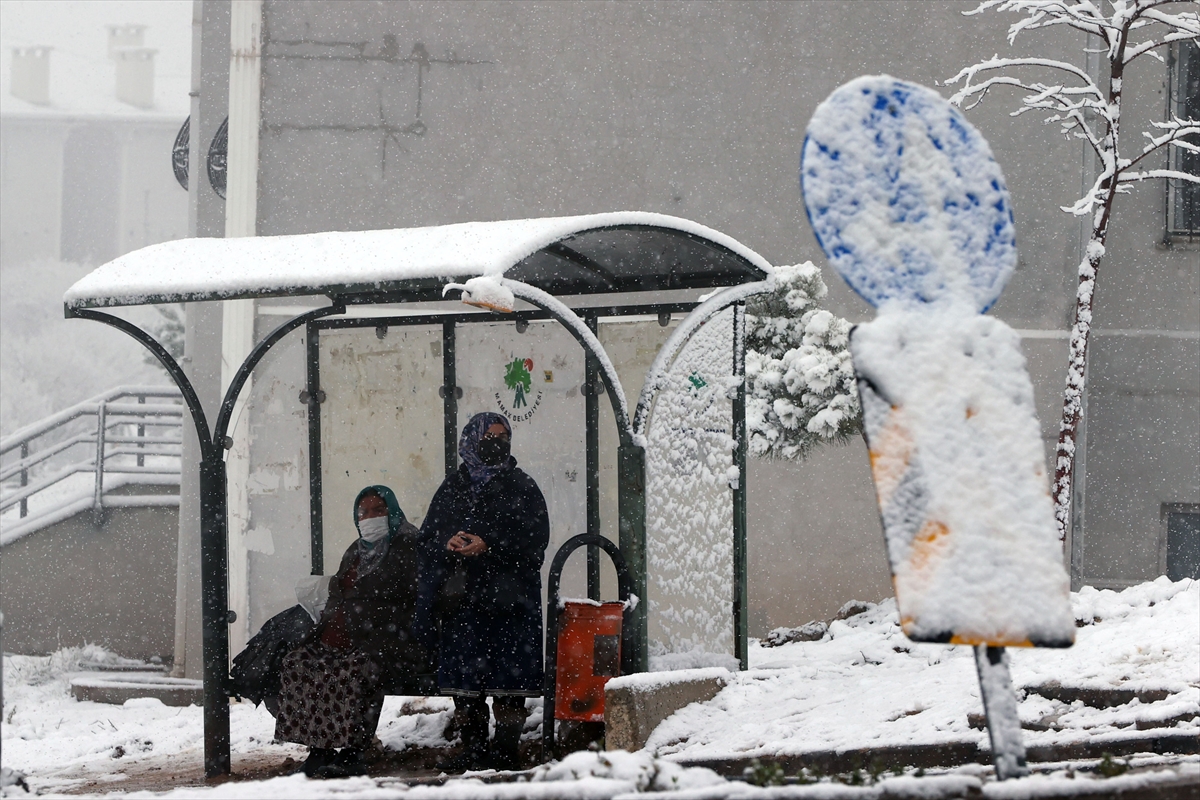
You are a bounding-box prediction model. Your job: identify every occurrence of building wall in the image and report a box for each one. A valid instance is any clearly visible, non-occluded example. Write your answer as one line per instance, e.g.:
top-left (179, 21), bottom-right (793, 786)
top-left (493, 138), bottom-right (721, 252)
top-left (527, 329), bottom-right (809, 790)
top-left (0, 495), bottom-right (179, 660)
top-left (252, 0), bottom-right (1083, 328)
top-left (0, 120), bottom-right (66, 265)
top-left (0, 115), bottom-right (186, 267)
top-left (244, 0), bottom-right (1082, 634)
top-left (1077, 34), bottom-right (1200, 588)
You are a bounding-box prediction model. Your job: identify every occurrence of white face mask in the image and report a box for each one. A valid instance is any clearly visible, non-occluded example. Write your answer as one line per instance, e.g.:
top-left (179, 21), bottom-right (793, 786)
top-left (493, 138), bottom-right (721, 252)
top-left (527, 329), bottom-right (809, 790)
top-left (358, 516), bottom-right (389, 543)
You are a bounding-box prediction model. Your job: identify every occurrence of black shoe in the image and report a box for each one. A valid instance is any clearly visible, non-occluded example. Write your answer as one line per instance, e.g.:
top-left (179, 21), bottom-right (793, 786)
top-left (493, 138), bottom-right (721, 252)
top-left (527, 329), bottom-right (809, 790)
top-left (311, 748), bottom-right (367, 779)
top-left (437, 745), bottom-right (489, 774)
top-left (302, 748), bottom-right (337, 777)
top-left (487, 723), bottom-right (523, 771)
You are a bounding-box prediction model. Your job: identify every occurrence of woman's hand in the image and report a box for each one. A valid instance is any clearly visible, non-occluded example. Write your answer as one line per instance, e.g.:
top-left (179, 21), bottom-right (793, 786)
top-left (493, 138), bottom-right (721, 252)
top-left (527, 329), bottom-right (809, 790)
top-left (447, 531), bottom-right (488, 557)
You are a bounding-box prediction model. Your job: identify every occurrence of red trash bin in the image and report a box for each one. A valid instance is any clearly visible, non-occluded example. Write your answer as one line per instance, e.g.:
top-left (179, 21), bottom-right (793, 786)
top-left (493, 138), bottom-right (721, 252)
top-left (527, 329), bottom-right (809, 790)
top-left (554, 601), bottom-right (625, 722)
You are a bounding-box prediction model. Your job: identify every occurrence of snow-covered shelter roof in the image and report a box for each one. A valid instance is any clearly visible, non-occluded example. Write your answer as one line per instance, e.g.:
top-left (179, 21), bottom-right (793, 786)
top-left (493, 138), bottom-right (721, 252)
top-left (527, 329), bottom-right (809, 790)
top-left (64, 213), bottom-right (774, 309)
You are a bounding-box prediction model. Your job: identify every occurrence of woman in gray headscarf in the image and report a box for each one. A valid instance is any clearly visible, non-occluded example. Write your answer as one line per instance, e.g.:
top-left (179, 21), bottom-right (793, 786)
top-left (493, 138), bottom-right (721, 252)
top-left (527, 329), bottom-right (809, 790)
top-left (415, 413), bottom-right (550, 772)
top-left (275, 486), bottom-right (428, 778)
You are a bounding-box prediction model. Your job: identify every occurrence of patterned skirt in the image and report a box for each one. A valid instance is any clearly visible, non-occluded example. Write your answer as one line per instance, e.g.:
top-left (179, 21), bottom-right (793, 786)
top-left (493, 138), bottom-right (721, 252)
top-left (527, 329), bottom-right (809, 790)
top-left (274, 641), bottom-right (381, 749)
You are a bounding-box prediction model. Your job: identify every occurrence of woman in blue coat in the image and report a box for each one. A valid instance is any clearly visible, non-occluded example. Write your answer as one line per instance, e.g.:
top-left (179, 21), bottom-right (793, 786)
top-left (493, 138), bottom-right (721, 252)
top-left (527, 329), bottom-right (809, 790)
top-left (416, 412), bottom-right (550, 771)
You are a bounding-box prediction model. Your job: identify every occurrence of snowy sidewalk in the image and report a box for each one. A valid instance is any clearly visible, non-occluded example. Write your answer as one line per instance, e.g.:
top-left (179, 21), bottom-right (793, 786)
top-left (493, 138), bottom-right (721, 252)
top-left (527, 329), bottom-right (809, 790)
top-left (650, 578), bottom-right (1198, 769)
top-left (2, 579), bottom-right (1196, 798)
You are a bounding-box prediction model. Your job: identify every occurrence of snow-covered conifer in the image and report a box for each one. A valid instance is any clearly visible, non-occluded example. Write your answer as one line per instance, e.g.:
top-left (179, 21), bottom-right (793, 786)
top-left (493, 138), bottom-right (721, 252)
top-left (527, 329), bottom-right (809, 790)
top-left (744, 262), bottom-right (861, 461)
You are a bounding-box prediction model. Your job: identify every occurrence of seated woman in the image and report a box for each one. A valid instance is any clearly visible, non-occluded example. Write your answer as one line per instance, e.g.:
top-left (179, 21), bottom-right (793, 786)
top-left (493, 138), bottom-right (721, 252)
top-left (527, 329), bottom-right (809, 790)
top-left (274, 486), bottom-right (428, 778)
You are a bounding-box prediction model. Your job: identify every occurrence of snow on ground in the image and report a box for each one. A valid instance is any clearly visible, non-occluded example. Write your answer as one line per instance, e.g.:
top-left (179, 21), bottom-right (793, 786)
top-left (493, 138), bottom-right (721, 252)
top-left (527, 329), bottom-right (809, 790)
top-left (2, 579), bottom-right (1195, 798)
top-left (1, 646), bottom-right (298, 792)
top-left (648, 577), bottom-right (1197, 761)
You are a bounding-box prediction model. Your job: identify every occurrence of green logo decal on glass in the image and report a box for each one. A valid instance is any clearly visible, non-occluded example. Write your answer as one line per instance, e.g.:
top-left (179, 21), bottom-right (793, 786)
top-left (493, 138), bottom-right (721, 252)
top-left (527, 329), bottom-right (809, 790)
top-left (505, 357), bottom-right (534, 408)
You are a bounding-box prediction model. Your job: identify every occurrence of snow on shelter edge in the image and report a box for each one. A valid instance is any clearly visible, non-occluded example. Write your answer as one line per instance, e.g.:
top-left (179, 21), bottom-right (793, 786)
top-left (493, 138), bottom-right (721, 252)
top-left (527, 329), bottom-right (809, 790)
top-left (61, 212), bottom-right (773, 309)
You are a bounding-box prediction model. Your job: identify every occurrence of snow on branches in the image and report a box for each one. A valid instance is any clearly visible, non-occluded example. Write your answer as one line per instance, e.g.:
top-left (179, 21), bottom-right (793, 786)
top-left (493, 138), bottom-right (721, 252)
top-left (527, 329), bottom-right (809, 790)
top-left (947, 2), bottom-right (1199, 219)
top-left (945, 0), bottom-right (1199, 543)
top-left (744, 262), bottom-right (861, 461)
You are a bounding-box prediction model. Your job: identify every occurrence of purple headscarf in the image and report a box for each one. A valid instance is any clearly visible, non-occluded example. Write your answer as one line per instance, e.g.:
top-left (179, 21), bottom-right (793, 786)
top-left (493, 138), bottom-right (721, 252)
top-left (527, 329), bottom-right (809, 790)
top-left (458, 411), bottom-right (512, 490)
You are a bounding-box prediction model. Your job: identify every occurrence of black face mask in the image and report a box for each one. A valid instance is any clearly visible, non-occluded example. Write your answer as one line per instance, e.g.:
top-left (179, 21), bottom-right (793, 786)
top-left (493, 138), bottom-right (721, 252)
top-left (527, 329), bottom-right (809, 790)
top-left (478, 437), bottom-right (510, 466)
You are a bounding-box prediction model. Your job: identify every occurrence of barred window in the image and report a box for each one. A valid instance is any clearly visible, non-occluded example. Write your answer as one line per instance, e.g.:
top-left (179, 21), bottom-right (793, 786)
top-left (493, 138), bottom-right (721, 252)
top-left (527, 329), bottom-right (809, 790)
top-left (1167, 41), bottom-right (1199, 238)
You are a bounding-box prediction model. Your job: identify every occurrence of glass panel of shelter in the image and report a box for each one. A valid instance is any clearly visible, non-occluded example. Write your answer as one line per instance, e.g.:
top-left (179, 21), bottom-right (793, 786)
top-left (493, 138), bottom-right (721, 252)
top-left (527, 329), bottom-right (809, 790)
top-left (317, 324), bottom-right (445, 574)
top-left (457, 320), bottom-right (589, 601)
top-left (303, 307), bottom-right (746, 655)
top-left (644, 307), bottom-right (738, 664)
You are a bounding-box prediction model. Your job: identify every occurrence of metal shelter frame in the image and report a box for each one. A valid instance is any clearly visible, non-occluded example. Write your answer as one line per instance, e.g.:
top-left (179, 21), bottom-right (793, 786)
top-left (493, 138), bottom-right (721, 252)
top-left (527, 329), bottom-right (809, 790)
top-left (63, 215), bottom-right (772, 777)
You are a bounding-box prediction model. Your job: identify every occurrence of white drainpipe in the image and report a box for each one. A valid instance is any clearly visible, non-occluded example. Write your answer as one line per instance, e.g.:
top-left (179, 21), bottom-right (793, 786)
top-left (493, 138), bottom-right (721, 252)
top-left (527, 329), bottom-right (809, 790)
top-left (222, 0), bottom-right (262, 658)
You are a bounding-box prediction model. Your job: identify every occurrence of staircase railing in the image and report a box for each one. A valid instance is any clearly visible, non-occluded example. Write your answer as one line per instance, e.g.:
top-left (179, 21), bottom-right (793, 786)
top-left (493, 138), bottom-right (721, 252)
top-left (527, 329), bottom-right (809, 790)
top-left (0, 386), bottom-right (183, 543)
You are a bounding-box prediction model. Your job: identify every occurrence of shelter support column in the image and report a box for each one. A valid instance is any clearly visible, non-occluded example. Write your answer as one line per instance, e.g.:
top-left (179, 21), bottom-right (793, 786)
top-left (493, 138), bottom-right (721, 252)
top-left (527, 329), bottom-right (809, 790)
top-left (198, 458), bottom-right (231, 777)
top-left (732, 305), bottom-right (749, 670)
top-left (305, 323), bottom-right (323, 575)
top-left (585, 315), bottom-right (601, 601)
top-left (617, 442), bottom-right (647, 674)
top-left (442, 321), bottom-right (459, 477)
top-left (210, 303), bottom-right (344, 776)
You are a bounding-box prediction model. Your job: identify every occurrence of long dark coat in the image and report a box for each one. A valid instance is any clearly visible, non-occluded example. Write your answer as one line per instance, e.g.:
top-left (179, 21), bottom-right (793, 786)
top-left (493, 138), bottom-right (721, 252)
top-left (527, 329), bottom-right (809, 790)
top-left (320, 519), bottom-right (435, 693)
top-left (415, 461), bottom-right (550, 696)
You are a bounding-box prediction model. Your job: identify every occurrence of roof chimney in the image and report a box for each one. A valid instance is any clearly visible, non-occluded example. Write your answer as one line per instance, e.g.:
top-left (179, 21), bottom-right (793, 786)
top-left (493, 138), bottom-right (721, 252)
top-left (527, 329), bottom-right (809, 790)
top-left (10, 46), bottom-right (52, 105)
top-left (114, 46), bottom-right (156, 109)
top-left (106, 24), bottom-right (146, 58)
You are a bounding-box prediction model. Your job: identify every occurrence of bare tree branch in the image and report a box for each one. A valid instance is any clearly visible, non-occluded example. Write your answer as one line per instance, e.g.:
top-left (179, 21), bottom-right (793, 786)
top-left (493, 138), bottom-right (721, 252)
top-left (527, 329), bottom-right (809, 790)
top-left (1119, 168), bottom-right (1200, 184)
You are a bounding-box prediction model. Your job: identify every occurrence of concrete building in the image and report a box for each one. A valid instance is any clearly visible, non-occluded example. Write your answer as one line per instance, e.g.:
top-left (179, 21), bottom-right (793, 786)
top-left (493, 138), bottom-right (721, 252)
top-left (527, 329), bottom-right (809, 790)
top-left (166, 1), bottom-right (1196, 679)
top-left (0, 4), bottom-right (191, 657)
top-left (0, 17), bottom-right (190, 267)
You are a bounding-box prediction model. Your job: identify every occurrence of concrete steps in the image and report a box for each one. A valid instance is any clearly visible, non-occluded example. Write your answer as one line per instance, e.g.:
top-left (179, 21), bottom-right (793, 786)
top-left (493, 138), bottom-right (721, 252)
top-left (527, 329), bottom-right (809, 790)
top-left (70, 672), bottom-right (203, 707)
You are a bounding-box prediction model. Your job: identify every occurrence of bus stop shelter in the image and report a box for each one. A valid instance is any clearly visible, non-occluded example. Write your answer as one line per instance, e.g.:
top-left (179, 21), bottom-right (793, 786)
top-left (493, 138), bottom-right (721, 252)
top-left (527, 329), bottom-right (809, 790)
top-left (63, 212), bottom-right (774, 776)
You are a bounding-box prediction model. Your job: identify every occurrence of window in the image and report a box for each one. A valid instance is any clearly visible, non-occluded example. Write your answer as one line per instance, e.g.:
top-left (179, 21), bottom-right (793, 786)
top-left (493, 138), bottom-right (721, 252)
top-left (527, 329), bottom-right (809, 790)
top-left (1163, 504), bottom-right (1200, 581)
top-left (1166, 41), bottom-right (1199, 238)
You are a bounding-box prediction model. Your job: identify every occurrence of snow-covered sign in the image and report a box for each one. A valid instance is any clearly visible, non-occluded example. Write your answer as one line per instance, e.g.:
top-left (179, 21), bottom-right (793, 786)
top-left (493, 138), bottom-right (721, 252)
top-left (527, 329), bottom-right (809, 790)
top-left (803, 75), bottom-right (1016, 315)
top-left (802, 76), bottom-right (1073, 650)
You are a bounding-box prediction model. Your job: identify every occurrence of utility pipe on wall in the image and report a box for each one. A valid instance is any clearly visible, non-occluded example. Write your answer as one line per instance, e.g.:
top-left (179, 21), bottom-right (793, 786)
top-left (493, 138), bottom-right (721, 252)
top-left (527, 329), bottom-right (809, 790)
top-left (222, 0), bottom-right (262, 658)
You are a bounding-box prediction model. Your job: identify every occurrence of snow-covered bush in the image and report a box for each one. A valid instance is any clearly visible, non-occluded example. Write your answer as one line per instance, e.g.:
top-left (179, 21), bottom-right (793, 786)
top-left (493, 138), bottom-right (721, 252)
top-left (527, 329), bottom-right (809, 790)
top-left (744, 262), bottom-right (861, 460)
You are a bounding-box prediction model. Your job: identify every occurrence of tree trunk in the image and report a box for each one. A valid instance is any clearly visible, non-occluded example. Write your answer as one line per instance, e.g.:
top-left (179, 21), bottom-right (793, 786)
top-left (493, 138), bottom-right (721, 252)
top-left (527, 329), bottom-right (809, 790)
top-left (1052, 28), bottom-right (1129, 548)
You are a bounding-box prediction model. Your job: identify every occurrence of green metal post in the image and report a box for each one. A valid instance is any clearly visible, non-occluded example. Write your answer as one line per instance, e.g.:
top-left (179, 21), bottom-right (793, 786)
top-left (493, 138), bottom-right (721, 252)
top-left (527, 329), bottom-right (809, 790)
top-left (585, 315), bottom-right (601, 601)
top-left (198, 459), bottom-right (231, 777)
top-left (306, 324), bottom-right (323, 575)
top-left (442, 321), bottom-right (458, 477)
top-left (617, 440), bottom-right (647, 674)
top-left (732, 305), bottom-right (749, 670)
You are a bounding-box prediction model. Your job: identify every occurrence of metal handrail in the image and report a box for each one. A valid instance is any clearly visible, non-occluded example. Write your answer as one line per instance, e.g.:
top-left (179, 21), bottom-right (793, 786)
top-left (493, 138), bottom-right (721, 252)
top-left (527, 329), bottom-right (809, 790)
top-left (0, 386), bottom-right (180, 454)
top-left (0, 386), bottom-right (183, 523)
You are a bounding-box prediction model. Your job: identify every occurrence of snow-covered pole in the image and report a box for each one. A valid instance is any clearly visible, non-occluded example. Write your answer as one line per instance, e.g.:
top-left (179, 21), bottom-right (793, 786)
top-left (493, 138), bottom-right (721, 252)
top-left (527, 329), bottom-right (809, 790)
top-left (974, 645), bottom-right (1028, 779)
